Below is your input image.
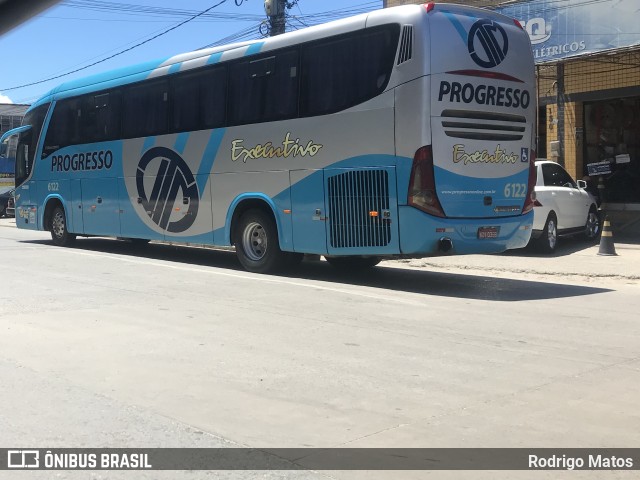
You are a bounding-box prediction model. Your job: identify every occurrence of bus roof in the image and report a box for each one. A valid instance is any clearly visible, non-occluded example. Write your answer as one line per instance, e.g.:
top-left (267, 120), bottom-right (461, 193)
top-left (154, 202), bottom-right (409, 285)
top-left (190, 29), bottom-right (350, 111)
top-left (27, 3), bottom-right (522, 111)
top-left (29, 9), bottom-right (376, 110)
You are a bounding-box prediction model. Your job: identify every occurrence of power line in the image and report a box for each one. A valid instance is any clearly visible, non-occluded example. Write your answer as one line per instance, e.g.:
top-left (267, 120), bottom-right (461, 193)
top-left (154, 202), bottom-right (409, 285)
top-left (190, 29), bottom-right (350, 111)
top-left (198, 22), bottom-right (265, 49)
top-left (55, 0), bottom-right (380, 30)
top-left (1, 0), bottom-right (229, 92)
top-left (1, 1), bottom-right (381, 96)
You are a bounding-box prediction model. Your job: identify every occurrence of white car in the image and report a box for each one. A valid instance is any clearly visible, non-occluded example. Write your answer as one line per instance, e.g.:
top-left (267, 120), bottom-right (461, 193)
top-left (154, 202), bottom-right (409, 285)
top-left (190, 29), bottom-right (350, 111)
top-left (530, 160), bottom-right (600, 252)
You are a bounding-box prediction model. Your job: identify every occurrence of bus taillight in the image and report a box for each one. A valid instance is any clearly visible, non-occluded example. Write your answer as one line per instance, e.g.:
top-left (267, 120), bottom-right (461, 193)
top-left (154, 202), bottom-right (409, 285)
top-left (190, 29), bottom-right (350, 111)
top-left (408, 145), bottom-right (445, 218)
top-left (522, 151), bottom-right (537, 215)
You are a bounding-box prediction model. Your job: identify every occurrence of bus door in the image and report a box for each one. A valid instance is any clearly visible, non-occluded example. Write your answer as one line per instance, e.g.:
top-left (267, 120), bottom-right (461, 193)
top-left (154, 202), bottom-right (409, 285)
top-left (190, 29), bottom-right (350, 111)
top-left (324, 166), bottom-right (399, 256)
top-left (290, 169), bottom-right (327, 254)
top-left (80, 177), bottom-right (120, 236)
top-left (69, 179), bottom-right (83, 232)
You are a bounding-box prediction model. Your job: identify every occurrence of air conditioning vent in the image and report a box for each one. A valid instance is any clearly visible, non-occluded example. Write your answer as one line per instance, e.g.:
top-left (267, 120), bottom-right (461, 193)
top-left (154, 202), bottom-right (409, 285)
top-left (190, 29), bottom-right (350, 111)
top-left (397, 25), bottom-right (413, 65)
top-left (441, 109), bottom-right (526, 141)
top-left (327, 169), bottom-right (391, 248)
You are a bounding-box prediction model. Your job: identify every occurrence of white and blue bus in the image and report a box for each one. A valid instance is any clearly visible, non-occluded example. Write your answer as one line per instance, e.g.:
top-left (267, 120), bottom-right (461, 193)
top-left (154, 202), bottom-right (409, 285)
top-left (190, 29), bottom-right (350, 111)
top-left (3, 3), bottom-right (537, 273)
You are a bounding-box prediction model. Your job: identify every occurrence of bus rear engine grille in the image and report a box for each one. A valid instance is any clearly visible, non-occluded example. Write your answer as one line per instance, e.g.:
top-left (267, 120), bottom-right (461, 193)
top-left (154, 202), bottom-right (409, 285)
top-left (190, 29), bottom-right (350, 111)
top-left (327, 169), bottom-right (391, 249)
top-left (441, 109), bottom-right (526, 141)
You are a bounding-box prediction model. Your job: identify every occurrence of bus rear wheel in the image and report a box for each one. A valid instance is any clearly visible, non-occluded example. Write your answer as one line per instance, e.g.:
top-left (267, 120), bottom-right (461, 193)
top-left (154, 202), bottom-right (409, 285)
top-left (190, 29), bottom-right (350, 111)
top-left (50, 206), bottom-right (76, 247)
top-left (233, 209), bottom-right (288, 273)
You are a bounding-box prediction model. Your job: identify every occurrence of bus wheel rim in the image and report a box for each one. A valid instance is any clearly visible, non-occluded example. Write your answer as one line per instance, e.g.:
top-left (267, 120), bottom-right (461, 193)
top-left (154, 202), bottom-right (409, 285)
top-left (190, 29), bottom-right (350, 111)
top-left (242, 221), bottom-right (267, 262)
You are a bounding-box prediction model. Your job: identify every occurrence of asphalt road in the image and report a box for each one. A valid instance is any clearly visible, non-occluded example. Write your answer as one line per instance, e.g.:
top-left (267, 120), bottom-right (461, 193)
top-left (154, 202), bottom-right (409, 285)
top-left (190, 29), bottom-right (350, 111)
top-left (0, 220), bottom-right (638, 480)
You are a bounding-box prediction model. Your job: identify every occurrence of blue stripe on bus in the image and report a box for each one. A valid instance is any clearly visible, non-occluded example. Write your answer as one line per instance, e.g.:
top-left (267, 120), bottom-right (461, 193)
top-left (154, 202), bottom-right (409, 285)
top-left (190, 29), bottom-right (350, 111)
top-left (207, 52), bottom-right (223, 65)
top-left (442, 11), bottom-right (469, 44)
top-left (174, 132), bottom-right (190, 154)
top-left (41, 58), bottom-right (170, 102)
top-left (168, 63), bottom-right (182, 74)
top-left (245, 42), bottom-right (265, 56)
top-left (434, 165), bottom-right (528, 218)
top-left (196, 129), bottom-right (226, 195)
top-left (398, 206), bottom-right (532, 255)
top-left (142, 136), bottom-right (156, 153)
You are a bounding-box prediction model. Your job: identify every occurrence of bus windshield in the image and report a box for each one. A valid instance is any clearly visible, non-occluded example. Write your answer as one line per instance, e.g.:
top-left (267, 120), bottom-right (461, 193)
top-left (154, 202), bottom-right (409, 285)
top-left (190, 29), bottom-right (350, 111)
top-left (16, 103), bottom-right (48, 188)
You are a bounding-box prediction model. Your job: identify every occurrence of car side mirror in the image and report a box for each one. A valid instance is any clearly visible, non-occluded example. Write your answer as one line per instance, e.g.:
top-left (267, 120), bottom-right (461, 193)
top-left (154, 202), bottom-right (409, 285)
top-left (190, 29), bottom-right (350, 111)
top-left (577, 180), bottom-right (587, 189)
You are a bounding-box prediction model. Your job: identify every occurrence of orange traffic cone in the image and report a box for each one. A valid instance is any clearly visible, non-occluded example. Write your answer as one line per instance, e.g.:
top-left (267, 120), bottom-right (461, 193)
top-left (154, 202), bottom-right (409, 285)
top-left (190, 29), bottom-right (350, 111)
top-left (597, 215), bottom-right (617, 256)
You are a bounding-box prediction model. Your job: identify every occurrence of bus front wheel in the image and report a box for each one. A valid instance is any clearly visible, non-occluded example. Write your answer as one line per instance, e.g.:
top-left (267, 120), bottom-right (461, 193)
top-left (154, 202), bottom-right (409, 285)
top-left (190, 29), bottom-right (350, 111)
top-left (50, 206), bottom-right (76, 247)
top-left (234, 209), bottom-right (288, 273)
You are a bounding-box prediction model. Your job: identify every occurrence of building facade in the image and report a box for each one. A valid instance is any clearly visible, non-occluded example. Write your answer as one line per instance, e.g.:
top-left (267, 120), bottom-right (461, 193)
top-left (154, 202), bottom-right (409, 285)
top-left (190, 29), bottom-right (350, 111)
top-left (384, 0), bottom-right (640, 227)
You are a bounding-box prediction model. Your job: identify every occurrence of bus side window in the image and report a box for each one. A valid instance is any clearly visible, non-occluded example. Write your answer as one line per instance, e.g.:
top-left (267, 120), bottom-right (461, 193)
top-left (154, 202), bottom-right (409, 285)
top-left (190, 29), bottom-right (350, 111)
top-left (201, 67), bottom-right (227, 129)
top-left (228, 50), bottom-right (298, 126)
top-left (82, 91), bottom-right (121, 143)
top-left (42, 98), bottom-right (82, 156)
top-left (122, 80), bottom-right (169, 139)
top-left (300, 25), bottom-right (398, 117)
top-left (171, 66), bottom-right (227, 133)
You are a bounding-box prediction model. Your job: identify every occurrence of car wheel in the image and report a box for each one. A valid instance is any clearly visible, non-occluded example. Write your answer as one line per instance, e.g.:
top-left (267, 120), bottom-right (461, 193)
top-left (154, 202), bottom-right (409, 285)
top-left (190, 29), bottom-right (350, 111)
top-left (325, 256), bottom-right (381, 270)
top-left (50, 206), bottom-right (76, 247)
top-left (584, 208), bottom-right (600, 240)
top-left (233, 209), bottom-right (288, 273)
top-left (538, 212), bottom-right (558, 253)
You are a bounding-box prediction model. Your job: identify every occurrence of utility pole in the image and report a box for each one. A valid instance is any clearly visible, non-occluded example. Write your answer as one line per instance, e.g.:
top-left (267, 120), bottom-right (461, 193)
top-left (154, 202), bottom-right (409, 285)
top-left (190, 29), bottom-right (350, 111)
top-left (264, 0), bottom-right (286, 36)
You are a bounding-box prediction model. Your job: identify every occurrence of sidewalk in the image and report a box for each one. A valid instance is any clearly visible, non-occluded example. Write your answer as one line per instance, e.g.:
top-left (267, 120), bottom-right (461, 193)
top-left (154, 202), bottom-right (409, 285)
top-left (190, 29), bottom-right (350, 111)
top-left (388, 235), bottom-right (640, 282)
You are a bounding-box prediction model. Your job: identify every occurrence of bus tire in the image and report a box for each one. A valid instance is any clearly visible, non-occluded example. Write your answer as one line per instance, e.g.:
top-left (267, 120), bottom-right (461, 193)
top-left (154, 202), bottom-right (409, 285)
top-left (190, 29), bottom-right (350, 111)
top-left (233, 209), bottom-right (287, 273)
top-left (325, 256), bottom-right (381, 270)
top-left (50, 206), bottom-right (76, 247)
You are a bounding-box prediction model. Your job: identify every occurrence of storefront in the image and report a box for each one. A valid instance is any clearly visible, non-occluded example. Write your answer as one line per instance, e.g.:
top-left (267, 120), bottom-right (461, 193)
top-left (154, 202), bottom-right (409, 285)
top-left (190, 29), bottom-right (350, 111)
top-left (482, 0), bottom-right (640, 232)
top-left (585, 95), bottom-right (640, 204)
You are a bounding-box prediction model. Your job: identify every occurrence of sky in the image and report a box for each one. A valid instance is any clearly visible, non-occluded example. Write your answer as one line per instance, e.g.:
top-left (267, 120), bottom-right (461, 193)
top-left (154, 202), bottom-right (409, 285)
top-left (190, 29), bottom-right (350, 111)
top-left (0, 0), bottom-right (382, 106)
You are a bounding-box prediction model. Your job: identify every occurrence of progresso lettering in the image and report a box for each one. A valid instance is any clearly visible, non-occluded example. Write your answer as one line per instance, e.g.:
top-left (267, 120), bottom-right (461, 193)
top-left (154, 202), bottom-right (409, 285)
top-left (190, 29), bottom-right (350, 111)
top-left (438, 81), bottom-right (530, 109)
top-left (51, 150), bottom-right (114, 172)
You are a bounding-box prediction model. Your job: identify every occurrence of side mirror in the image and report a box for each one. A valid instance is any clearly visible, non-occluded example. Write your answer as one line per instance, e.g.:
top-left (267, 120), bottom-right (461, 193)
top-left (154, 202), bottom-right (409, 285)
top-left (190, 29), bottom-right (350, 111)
top-left (577, 180), bottom-right (587, 189)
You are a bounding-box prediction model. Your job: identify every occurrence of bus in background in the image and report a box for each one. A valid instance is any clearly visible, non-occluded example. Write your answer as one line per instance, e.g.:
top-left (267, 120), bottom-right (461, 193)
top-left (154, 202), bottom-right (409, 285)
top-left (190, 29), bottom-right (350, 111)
top-left (3, 3), bottom-right (536, 273)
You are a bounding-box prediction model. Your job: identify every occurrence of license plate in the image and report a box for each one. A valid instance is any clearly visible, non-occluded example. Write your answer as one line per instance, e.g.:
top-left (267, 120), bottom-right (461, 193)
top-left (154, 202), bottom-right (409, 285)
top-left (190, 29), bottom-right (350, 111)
top-left (477, 226), bottom-right (500, 239)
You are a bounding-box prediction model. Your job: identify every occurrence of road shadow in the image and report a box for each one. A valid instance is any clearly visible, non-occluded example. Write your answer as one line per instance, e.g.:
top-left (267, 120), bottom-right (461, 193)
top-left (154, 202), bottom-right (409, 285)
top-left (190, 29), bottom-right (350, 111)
top-left (501, 237), bottom-right (598, 258)
top-left (22, 237), bottom-right (612, 302)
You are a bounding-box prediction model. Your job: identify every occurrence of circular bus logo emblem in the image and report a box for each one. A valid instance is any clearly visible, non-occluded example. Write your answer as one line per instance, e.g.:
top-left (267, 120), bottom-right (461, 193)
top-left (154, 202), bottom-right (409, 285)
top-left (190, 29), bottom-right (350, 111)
top-left (468, 19), bottom-right (509, 68)
top-left (136, 146), bottom-right (199, 233)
